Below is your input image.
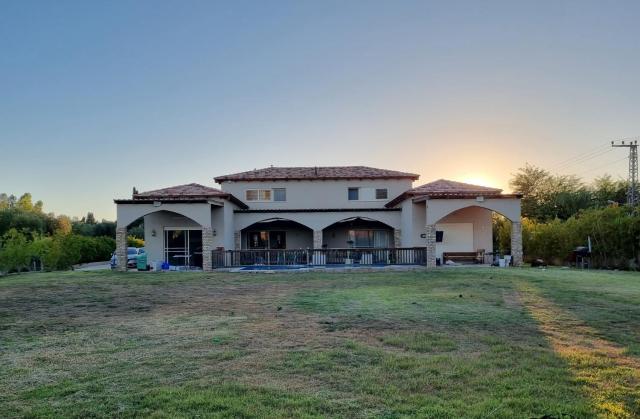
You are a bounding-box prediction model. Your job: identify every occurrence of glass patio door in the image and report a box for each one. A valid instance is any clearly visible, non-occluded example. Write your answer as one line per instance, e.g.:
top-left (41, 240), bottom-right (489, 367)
top-left (164, 228), bottom-right (203, 268)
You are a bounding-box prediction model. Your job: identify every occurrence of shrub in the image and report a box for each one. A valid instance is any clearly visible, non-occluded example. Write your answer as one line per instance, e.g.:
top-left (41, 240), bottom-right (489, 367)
top-left (521, 206), bottom-right (640, 269)
top-left (127, 236), bottom-right (144, 248)
top-left (0, 229), bottom-right (32, 273)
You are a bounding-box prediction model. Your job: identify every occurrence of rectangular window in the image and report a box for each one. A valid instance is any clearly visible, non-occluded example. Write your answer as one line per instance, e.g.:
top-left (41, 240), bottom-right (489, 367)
top-left (259, 190), bottom-right (271, 201)
top-left (269, 231), bottom-right (286, 249)
top-left (247, 231), bottom-right (286, 249)
top-left (375, 188), bottom-right (388, 199)
top-left (348, 187), bottom-right (359, 200)
top-left (273, 188), bottom-right (286, 201)
top-left (246, 189), bottom-right (273, 201)
top-left (246, 190), bottom-right (259, 201)
top-left (348, 230), bottom-right (390, 248)
top-left (247, 231), bottom-right (269, 249)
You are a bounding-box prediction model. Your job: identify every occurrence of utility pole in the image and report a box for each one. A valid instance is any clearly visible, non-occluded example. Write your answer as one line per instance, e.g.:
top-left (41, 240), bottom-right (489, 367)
top-left (612, 139), bottom-right (639, 206)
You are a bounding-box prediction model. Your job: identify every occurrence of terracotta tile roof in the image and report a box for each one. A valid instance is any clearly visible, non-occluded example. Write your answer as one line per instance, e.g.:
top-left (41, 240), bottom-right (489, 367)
top-left (409, 179), bottom-right (502, 196)
top-left (135, 183), bottom-right (228, 199)
top-left (386, 179), bottom-right (514, 208)
top-left (214, 166), bottom-right (420, 182)
top-left (114, 183), bottom-right (248, 209)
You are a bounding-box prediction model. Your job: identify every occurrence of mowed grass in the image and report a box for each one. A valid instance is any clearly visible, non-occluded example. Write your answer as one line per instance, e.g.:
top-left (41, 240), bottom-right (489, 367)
top-left (0, 269), bottom-right (638, 418)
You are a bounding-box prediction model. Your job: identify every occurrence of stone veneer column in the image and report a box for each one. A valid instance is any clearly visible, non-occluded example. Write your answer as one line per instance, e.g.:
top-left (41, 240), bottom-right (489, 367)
top-left (115, 227), bottom-right (128, 272)
top-left (234, 231), bottom-right (241, 250)
top-left (511, 221), bottom-right (523, 266)
top-left (393, 229), bottom-right (402, 248)
top-left (425, 224), bottom-right (437, 268)
top-left (202, 227), bottom-right (214, 272)
top-left (313, 230), bottom-right (323, 249)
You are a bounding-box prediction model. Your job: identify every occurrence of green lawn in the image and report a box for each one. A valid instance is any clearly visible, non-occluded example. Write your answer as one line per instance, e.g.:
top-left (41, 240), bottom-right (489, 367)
top-left (1, 268), bottom-right (639, 418)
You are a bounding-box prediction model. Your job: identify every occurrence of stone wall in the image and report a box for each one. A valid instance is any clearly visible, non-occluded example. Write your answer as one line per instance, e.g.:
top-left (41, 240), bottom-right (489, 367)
top-left (313, 230), bottom-right (323, 248)
top-left (511, 221), bottom-right (523, 266)
top-left (202, 227), bottom-right (214, 272)
top-left (115, 227), bottom-right (128, 271)
top-left (394, 229), bottom-right (402, 249)
top-left (425, 224), bottom-right (437, 268)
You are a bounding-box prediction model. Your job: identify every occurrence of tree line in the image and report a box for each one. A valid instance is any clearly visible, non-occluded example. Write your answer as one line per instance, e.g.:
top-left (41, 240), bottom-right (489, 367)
top-left (494, 165), bottom-right (637, 269)
top-left (0, 193), bottom-right (142, 274)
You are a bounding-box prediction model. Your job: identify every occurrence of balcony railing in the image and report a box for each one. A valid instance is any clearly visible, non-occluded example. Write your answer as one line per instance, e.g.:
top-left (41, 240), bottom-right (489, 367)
top-left (211, 248), bottom-right (427, 269)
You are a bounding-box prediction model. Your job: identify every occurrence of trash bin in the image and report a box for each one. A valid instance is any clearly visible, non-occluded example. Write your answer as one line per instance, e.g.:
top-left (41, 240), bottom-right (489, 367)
top-left (136, 253), bottom-right (148, 271)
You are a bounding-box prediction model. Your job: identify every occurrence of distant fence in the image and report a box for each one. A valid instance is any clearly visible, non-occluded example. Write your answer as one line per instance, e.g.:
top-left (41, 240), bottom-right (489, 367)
top-left (211, 248), bottom-right (426, 269)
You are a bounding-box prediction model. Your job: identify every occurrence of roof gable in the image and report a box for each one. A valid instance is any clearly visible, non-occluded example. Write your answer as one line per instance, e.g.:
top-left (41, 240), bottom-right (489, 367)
top-left (114, 183), bottom-right (248, 209)
top-left (385, 179), bottom-right (513, 208)
top-left (409, 179), bottom-right (502, 196)
top-left (214, 166), bottom-right (419, 182)
top-left (135, 183), bottom-right (227, 199)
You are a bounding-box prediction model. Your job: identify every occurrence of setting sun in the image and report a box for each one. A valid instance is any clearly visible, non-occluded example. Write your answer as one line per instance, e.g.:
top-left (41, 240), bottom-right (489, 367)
top-left (462, 176), bottom-right (497, 188)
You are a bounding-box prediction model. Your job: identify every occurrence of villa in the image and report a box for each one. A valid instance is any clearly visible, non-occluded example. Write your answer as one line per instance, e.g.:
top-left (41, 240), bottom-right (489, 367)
top-left (114, 166), bottom-right (522, 271)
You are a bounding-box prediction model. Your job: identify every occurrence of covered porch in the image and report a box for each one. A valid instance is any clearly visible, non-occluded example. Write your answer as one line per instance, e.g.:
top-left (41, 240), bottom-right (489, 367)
top-left (219, 213), bottom-right (422, 268)
top-left (422, 196), bottom-right (522, 268)
top-left (114, 183), bottom-right (245, 272)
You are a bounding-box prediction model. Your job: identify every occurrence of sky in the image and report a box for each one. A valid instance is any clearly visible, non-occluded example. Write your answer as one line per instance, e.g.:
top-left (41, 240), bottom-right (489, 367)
top-left (1, 0), bottom-right (640, 220)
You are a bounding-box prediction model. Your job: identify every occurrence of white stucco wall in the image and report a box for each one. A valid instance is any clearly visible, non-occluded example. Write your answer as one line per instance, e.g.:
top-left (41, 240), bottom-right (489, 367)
top-left (435, 223), bottom-right (474, 261)
top-left (218, 179), bottom-right (413, 210)
top-left (425, 198), bottom-right (520, 224)
top-left (117, 202), bottom-right (214, 228)
top-left (411, 202), bottom-right (427, 247)
top-left (233, 210), bottom-right (402, 232)
top-left (436, 206), bottom-right (493, 255)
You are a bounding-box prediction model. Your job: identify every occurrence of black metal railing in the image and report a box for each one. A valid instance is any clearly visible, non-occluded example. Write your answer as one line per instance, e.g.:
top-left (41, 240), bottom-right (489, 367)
top-left (211, 248), bottom-right (426, 269)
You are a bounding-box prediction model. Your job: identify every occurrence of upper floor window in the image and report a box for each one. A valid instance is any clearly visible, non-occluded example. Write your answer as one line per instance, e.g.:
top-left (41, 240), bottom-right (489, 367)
top-left (348, 187), bottom-right (388, 201)
top-left (245, 188), bottom-right (286, 202)
top-left (375, 188), bottom-right (388, 199)
top-left (273, 188), bottom-right (286, 202)
top-left (246, 189), bottom-right (272, 201)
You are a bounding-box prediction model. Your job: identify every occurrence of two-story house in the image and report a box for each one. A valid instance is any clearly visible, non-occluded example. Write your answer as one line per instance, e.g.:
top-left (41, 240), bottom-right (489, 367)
top-left (114, 166), bottom-right (522, 270)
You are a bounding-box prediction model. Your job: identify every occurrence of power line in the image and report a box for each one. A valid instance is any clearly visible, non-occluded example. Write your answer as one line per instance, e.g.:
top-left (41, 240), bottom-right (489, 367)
top-left (572, 156), bottom-right (628, 178)
top-left (547, 143), bottom-right (610, 171)
top-left (554, 148), bottom-right (613, 173)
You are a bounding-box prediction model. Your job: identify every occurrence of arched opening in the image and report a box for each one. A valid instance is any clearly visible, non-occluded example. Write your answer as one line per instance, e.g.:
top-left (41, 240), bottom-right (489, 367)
top-left (322, 217), bottom-right (395, 249)
top-left (241, 218), bottom-right (313, 250)
top-left (428, 204), bottom-right (521, 267)
top-left (117, 209), bottom-right (205, 271)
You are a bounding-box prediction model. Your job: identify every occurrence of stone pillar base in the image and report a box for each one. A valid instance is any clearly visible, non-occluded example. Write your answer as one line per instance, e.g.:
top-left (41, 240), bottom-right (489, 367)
top-left (234, 231), bottom-right (241, 250)
top-left (511, 221), bottom-right (523, 266)
top-left (202, 227), bottom-right (214, 272)
top-left (425, 224), bottom-right (437, 268)
top-left (393, 229), bottom-right (401, 248)
top-left (313, 230), bottom-right (323, 249)
top-left (115, 227), bottom-right (128, 272)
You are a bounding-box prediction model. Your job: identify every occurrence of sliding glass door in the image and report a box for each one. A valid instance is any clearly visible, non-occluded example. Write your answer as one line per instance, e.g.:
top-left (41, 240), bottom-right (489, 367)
top-left (164, 228), bottom-right (203, 268)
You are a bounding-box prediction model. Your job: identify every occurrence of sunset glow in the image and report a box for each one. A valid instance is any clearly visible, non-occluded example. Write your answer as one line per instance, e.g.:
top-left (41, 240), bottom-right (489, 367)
top-left (462, 177), bottom-right (498, 189)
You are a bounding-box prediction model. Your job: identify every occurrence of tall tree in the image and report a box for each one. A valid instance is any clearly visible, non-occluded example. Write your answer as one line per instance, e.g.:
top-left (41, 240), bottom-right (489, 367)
top-left (0, 193), bottom-right (8, 210)
top-left (85, 212), bottom-right (96, 225)
top-left (16, 193), bottom-right (33, 211)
